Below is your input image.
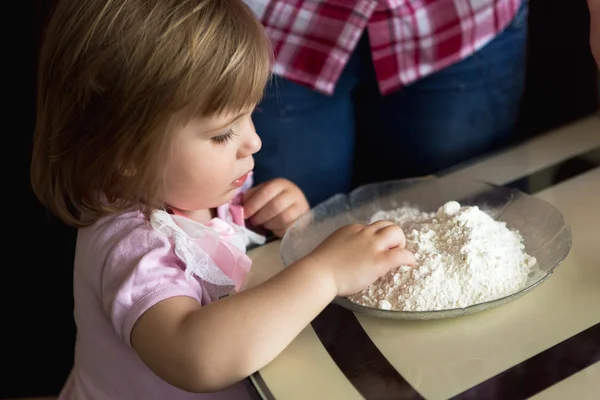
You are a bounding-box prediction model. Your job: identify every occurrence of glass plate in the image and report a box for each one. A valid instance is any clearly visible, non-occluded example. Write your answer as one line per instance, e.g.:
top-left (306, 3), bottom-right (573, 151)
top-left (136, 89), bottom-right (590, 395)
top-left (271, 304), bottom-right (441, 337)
top-left (280, 176), bottom-right (572, 320)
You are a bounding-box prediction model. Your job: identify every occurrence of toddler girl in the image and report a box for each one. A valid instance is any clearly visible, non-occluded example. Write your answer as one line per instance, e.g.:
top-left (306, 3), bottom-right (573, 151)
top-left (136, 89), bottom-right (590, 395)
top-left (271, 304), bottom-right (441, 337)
top-left (31, 0), bottom-right (415, 398)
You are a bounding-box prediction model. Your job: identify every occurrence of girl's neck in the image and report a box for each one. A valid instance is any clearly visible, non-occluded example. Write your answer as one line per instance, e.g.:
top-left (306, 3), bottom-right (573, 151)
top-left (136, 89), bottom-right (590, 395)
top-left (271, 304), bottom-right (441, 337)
top-left (170, 207), bottom-right (215, 224)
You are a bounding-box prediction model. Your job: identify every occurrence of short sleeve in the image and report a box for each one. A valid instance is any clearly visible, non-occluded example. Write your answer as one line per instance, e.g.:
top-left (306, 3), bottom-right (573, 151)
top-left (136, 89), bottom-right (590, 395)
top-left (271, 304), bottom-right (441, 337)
top-left (100, 222), bottom-right (204, 346)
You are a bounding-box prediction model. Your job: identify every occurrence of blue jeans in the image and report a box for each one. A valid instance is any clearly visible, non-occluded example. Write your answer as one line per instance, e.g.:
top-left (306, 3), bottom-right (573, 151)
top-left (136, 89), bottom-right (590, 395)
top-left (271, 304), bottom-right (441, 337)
top-left (252, 2), bottom-right (528, 206)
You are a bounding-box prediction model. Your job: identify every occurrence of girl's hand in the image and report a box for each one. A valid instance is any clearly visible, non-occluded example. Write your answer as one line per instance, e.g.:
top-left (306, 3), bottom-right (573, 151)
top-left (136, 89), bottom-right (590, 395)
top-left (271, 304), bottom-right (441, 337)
top-left (243, 178), bottom-right (309, 237)
top-left (130, 218), bottom-right (413, 393)
top-left (307, 220), bottom-right (416, 296)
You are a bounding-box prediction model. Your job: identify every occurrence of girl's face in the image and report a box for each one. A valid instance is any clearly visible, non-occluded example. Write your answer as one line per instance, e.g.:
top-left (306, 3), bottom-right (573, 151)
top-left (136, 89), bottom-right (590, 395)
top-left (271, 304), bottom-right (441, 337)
top-left (160, 110), bottom-right (261, 212)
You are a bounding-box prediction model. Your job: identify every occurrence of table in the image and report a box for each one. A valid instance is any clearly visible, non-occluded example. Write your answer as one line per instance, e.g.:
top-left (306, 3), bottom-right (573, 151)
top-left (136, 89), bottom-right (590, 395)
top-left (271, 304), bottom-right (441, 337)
top-left (245, 115), bottom-right (600, 400)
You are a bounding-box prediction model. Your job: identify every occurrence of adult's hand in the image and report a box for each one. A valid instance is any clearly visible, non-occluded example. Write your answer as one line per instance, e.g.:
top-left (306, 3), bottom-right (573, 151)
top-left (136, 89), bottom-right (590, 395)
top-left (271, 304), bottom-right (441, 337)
top-left (589, 0), bottom-right (600, 67)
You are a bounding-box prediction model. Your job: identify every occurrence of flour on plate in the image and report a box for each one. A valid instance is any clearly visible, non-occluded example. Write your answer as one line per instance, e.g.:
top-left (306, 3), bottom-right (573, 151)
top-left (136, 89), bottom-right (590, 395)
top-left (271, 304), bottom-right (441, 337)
top-left (348, 201), bottom-right (538, 312)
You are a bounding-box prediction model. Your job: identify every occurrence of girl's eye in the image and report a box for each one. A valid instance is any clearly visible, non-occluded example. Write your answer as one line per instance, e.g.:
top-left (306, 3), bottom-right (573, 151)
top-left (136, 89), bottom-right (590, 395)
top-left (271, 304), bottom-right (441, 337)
top-left (211, 129), bottom-right (237, 145)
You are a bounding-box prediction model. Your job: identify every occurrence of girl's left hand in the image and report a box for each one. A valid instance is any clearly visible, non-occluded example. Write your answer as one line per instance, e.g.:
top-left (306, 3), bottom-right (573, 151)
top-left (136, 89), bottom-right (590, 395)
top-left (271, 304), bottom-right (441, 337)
top-left (243, 178), bottom-right (309, 237)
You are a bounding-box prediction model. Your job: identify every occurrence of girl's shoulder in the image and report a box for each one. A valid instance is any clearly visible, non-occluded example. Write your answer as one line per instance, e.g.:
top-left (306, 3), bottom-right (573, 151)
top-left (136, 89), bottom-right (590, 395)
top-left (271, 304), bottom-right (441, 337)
top-left (79, 208), bottom-right (168, 254)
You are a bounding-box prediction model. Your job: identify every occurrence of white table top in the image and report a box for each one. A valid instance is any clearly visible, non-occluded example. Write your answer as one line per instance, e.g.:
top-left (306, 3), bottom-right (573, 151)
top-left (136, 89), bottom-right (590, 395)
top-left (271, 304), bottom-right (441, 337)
top-left (246, 115), bottom-right (600, 400)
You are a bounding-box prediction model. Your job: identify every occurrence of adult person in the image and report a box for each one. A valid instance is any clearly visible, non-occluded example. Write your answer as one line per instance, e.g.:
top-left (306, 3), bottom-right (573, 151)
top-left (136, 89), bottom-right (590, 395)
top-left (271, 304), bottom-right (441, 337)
top-left (245, 0), bottom-right (529, 206)
top-left (589, 0), bottom-right (600, 65)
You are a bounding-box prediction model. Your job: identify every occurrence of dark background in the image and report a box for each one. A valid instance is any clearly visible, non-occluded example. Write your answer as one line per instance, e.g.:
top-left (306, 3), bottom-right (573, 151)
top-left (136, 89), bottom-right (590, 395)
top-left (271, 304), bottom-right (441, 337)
top-left (7, 0), bottom-right (597, 398)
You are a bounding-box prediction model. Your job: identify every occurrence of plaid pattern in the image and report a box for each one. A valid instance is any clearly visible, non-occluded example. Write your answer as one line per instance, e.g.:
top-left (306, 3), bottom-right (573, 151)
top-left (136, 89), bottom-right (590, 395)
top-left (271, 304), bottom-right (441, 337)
top-left (244, 0), bottom-right (523, 95)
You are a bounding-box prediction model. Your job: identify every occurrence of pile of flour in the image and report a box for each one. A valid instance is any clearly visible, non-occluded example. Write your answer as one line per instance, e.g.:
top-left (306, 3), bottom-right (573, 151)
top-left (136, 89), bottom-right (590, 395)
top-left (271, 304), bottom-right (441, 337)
top-left (348, 201), bottom-right (538, 311)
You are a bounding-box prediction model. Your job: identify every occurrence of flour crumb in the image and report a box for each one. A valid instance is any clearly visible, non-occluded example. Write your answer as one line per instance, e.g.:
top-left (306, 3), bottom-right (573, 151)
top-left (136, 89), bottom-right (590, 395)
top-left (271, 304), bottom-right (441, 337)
top-left (349, 201), bottom-right (538, 311)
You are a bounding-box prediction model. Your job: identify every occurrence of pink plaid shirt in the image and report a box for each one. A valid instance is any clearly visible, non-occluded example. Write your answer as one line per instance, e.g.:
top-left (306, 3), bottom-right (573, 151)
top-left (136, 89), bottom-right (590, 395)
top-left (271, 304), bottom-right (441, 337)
top-left (244, 0), bottom-right (523, 95)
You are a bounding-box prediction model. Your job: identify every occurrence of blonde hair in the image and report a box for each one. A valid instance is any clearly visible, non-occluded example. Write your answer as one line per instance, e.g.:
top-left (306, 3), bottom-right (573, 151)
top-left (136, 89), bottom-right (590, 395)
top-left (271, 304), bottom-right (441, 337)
top-left (32, 0), bottom-right (272, 227)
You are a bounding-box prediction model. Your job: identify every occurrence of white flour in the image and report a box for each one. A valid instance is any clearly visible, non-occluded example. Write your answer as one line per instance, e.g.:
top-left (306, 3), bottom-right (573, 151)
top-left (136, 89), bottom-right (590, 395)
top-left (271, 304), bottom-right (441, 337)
top-left (349, 201), bottom-right (538, 311)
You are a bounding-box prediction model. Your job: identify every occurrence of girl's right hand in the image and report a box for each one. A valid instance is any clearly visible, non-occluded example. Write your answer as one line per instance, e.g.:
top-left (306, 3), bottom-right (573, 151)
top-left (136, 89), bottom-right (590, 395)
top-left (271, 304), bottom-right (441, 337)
top-left (307, 220), bottom-right (416, 297)
top-left (131, 219), bottom-right (414, 392)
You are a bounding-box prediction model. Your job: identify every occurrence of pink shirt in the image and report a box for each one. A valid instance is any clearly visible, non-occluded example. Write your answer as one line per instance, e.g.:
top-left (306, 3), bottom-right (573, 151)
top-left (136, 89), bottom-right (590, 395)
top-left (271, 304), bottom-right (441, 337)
top-left (59, 179), bottom-right (265, 399)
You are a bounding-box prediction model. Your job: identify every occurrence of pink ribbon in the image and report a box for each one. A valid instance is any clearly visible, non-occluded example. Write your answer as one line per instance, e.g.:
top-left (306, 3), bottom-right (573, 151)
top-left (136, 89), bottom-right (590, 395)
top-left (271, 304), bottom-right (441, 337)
top-left (205, 218), bottom-right (252, 291)
top-left (219, 191), bottom-right (246, 227)
top-left (170, 206), bottom-right (251, 292)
